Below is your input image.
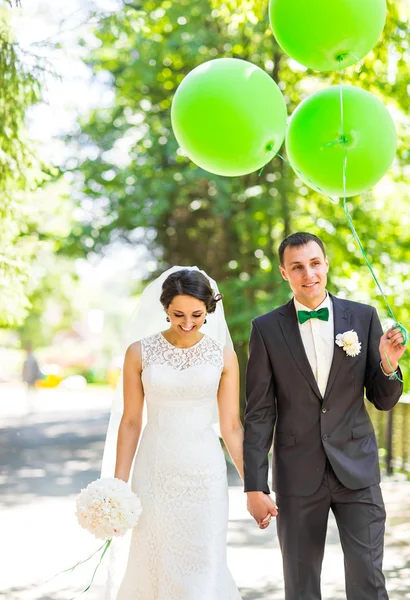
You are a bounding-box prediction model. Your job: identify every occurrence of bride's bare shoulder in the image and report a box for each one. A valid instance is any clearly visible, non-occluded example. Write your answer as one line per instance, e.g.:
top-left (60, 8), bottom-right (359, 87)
top-left (125, 341), bottom-right (142, 362)
top-left (222, 345), bottom-right (238, 369)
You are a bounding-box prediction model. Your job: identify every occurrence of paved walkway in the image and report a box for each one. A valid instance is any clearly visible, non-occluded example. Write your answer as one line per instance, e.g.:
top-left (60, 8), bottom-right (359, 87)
top-left (1, 383), bottom-right (409, 599)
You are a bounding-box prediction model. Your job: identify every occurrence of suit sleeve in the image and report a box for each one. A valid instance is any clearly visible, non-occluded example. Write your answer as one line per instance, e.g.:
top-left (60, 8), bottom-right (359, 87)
top-left (243, 319), bottom-right (276, 493)
top-left (365, 307), bottom-right (403, 410)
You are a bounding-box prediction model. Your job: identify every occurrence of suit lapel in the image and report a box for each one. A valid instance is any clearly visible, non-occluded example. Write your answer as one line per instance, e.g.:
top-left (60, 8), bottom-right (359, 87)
top-left (278, 300), bottom-right (322, 401)
top-left (323, 295), bottom-right (350, 400)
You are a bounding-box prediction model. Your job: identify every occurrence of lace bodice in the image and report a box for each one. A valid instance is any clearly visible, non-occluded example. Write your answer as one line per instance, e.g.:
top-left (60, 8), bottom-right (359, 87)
top-left (141, 333), bottom-right (224, 419)
top-left (141, 332), bottom-right (224, 371)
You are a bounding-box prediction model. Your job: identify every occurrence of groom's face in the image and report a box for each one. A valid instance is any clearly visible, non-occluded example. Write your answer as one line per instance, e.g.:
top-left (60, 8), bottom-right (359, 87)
top-left (279, 241), bottom-right (329, 308)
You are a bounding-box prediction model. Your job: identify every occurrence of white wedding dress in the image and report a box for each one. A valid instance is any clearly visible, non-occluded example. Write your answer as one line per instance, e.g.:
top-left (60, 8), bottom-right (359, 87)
top-left (116, 332), bottom-right (242, 600)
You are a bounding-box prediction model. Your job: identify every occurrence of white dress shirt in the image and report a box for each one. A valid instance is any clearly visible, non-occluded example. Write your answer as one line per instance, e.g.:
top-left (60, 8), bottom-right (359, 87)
top-left (294, 293), bottom-right (334, 397)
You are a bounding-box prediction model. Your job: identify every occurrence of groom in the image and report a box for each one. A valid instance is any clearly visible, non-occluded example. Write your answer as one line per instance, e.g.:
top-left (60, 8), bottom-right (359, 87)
top-left (244, 232), bottom-right (406, 600)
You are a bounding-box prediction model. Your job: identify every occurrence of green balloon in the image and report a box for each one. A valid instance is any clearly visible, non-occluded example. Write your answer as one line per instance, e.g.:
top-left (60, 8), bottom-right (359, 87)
top-left (286, 86), bottom-right (396, 197)
top-left (269, 0), bottom-right (386, 71)
top-left (171, 58), bottom-right (287, 177)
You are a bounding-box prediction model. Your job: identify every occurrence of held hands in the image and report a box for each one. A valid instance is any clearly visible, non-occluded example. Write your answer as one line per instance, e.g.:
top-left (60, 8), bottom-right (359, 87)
top-left (379, 325), bottom-right (407, 373)
top-left (246, 491), bottom-right (278, 530)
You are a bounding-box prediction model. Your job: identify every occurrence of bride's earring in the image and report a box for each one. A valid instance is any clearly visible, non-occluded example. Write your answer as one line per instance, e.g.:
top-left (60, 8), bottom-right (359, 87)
top-left (204, 317), bottom-right (207, 324)
top-left (166, 315), bottom-right (170, 322)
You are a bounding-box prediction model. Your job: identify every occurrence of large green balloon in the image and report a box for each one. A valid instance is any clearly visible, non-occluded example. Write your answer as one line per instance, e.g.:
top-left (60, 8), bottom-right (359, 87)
top-left (269, 0), bottom-right (386, 71)
top-left (286, 86), bottom-right (396, 197)
top-left (171, 58), bottom-right (287, 177)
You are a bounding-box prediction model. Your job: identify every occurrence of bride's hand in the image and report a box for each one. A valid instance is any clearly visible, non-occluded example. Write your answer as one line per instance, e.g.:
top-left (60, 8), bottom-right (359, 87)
top-left (246, 491), bottom-right (278, 529)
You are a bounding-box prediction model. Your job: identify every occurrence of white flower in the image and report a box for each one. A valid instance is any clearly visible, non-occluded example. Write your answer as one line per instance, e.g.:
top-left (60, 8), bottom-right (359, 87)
top-left (76, 478), bottom-right (142, 540)
top-left (335, 330), bottom-right (361, 357)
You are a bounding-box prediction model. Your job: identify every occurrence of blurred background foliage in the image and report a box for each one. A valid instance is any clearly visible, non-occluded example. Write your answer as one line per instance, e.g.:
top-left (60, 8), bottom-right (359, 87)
top-left (0, 0), bottom-right (409, 398)
top-left (60, 0), bottom-right (410, 392)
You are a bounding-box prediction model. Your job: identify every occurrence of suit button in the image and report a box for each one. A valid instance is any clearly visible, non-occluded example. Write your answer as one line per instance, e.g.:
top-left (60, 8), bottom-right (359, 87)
top-left (322, 434), bottom-right (328, 441)
top-left (322, 408), bottom-right (327, 413)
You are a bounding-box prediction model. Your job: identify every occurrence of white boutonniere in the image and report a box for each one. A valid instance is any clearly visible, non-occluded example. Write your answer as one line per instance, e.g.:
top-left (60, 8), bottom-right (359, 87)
top-left (335, 330), bottom-right (362, 357)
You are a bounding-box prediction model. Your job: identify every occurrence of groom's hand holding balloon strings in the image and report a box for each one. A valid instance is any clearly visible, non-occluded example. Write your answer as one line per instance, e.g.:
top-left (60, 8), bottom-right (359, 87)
top-left (246, 491), bottom-right (278, 529)
top-left (379, 325), bottom-right (407, 373)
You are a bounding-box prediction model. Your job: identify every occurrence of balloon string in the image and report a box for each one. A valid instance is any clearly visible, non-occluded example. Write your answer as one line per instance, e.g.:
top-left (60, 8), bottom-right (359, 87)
top-left (268, 50), bottom-right (408, 363)
top-left (337, 66), bottom-right (406, 380)
top-left (276, 150), bottom-right (407, 349)
top-left (337, 70), bottom-right (392, 316)
top-left (259, 58), bottom-right (407, 373)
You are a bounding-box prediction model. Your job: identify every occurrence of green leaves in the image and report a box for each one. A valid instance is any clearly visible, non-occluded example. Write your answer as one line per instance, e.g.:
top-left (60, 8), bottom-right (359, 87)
top-left (0, 19), bottom-right (54, 326)
top-left (66, 0), bottom-right (409, 391)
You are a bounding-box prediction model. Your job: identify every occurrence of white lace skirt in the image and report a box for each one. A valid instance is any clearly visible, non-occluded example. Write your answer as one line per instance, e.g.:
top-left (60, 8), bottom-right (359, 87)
top-left (116, 424), bottom-right (242, 600)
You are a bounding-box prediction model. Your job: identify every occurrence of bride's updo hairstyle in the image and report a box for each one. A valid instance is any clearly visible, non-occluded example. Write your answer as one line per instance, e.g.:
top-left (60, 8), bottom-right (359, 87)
top-left (160, 269), bottom-right (223, 314)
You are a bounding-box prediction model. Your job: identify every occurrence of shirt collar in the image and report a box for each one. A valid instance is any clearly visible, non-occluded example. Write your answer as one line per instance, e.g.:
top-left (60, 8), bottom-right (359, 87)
top-left (294, 292), bottom-right (331, 314)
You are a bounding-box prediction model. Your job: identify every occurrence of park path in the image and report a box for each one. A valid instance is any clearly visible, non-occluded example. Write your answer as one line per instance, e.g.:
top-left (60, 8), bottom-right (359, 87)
top-left (1, 383), bottom-right (409, 599)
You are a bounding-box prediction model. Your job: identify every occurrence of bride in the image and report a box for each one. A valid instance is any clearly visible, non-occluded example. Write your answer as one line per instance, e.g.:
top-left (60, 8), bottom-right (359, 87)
top-left (101, 266), bottom-right (252, 599)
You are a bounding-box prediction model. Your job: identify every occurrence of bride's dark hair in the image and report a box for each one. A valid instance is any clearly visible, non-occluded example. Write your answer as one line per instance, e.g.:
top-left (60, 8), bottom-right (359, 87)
top-left (160, 269), bottom-right (222, 314)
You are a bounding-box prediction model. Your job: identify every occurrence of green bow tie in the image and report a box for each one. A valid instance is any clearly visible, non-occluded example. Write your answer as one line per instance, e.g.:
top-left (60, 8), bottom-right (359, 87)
top-left (297, 307), bottom-right (329, 325)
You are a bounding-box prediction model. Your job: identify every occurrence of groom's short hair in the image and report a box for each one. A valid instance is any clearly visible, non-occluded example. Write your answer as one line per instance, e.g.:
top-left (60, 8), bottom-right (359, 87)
top-left (278, 232), bottom-right (326, 266)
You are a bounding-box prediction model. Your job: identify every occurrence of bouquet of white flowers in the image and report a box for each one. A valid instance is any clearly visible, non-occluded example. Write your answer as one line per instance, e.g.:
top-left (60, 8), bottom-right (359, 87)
top-left (51, 478), bottom-right (142, 597)
top-left (76, 477), bottom-right (142, 540)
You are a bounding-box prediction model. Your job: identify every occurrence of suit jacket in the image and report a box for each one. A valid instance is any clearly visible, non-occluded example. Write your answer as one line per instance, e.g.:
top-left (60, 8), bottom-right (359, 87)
top-left (243, 295), bottom-right (403, 497)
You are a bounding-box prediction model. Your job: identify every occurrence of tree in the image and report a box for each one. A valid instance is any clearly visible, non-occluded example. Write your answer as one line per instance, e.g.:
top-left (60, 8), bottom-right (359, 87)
top-left (0, 12), bottom-right (52, 326)
top-left (65, 0), bottom-right (410, 395)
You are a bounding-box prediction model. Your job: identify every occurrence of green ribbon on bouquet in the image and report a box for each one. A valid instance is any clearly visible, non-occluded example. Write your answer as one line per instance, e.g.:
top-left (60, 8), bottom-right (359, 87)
top-left (46, 538), bottom-right (111, 599)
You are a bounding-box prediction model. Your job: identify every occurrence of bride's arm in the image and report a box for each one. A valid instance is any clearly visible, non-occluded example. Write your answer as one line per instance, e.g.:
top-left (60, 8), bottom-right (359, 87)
top-left (114, 342), bottom-right (144, 482)
top-left (217, 347), bottom-right (244, 481)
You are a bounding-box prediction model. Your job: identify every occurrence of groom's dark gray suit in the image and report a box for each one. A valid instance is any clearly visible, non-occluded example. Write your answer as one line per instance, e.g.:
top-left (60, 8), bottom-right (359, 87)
top-left (244, 294), bottom-right (403, 600)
